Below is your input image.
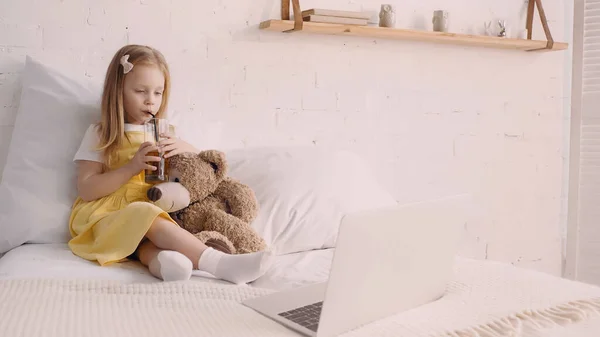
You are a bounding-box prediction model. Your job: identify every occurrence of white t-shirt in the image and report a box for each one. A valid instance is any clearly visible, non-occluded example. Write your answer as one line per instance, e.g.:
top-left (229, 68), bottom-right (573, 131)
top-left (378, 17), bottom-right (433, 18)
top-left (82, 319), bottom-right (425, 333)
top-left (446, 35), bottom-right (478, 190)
top-left (73, 124), bottom-right (103, 163)
top-left (73, 124), bottom-right (147, 163)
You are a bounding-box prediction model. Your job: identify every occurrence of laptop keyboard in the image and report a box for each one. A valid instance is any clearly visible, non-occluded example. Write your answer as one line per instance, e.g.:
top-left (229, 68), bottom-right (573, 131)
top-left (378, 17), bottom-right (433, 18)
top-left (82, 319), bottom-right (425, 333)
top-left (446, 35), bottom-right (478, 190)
top-left (278, 301), bottom-right (323, 332)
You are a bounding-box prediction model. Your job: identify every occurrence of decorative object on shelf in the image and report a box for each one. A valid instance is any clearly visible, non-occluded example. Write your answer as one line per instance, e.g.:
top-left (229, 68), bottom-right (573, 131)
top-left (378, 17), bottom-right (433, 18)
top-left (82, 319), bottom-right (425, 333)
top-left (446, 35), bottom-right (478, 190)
top-left (378, 4), bottom-right (396, 28)
top-left (484, 21), bottom-right (493, 36)
top-left (497, 20), bottom-right (507, 37)
top-left (432, 10), bottom-right (449, 32)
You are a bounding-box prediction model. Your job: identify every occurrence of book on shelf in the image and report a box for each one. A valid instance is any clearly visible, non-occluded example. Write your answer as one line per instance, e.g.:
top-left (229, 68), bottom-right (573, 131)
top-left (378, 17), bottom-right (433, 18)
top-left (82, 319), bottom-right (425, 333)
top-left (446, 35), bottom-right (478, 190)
top-left (303, 14), bottom-right (368, 25)
top-left (301, 8), bottom-right (371, 20)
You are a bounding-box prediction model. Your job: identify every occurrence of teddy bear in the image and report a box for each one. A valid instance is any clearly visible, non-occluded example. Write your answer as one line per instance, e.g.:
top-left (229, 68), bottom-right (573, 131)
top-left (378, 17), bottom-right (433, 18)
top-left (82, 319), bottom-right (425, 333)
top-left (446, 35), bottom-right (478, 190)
top-left (146, 150), bottom-right (267, 255)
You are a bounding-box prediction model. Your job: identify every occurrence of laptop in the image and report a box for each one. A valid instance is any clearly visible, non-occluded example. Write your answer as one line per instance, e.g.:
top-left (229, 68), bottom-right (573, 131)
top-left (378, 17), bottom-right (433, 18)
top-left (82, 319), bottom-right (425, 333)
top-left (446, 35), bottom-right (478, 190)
top-left (242, 194), bottom-right (469, 337)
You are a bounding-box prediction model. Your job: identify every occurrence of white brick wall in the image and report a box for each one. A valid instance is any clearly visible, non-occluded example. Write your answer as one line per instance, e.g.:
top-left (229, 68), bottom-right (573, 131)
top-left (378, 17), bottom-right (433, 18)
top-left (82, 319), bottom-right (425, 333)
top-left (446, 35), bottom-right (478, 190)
top-left (0, 0), bottom-right (572, 276)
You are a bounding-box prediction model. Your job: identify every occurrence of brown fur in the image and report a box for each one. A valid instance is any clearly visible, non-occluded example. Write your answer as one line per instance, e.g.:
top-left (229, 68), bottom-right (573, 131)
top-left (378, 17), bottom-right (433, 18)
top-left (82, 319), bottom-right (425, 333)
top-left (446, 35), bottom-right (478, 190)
top-left (165, 150), bottom-right (267, 254)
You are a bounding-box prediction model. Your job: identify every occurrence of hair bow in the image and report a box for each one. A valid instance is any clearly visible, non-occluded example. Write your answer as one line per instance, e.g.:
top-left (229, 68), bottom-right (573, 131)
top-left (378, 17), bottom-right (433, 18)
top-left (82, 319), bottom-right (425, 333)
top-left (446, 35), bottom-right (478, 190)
top-left (120, 54), bottom-right (134, 74)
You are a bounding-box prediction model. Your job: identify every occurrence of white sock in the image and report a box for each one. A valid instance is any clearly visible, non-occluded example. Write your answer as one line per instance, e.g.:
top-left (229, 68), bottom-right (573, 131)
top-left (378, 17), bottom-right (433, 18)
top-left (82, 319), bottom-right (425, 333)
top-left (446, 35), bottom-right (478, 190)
top-left (148, 250), bottom-right (193, 282)
top-left (197, 247), bottom-right (273, 284)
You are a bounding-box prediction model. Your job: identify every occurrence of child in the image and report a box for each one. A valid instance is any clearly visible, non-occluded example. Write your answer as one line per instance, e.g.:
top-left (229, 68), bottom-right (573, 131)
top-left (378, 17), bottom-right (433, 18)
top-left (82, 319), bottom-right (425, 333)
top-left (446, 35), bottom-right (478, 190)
top-left (69, 44), bottom-right (272, 284)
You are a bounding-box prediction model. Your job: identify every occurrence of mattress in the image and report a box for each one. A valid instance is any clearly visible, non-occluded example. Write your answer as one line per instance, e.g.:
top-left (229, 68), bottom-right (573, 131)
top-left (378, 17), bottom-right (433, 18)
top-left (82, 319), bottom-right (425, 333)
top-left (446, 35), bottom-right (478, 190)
top-left (0, 243), bottom-right (334, 290)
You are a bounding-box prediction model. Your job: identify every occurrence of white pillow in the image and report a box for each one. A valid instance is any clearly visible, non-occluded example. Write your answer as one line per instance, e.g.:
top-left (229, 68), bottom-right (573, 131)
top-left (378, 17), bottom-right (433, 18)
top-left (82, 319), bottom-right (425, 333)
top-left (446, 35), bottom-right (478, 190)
top-left (226, 147), bottom-right (398, 255)
top-left (0, 56), bottom-right (222, 254)
top-left (0, 56), bottom-right (101, 253)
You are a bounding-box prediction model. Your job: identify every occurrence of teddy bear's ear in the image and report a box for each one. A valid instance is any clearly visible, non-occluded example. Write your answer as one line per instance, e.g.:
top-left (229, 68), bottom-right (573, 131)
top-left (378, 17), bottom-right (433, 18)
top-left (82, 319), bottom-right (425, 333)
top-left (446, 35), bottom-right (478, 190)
top-left (198, 150), bottom-right (228, 180)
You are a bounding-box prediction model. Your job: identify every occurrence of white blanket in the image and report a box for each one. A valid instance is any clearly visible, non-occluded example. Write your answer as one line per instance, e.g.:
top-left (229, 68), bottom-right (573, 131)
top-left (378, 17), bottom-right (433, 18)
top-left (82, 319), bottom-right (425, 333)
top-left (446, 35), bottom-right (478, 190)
top-left (1, 257), bottom-right (600, 337)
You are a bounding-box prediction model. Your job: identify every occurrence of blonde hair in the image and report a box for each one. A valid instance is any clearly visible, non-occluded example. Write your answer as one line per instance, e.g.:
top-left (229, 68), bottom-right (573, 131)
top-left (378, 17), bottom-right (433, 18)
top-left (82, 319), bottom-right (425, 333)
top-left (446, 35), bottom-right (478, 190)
top-left (96, 44), bottom-right (171, 166)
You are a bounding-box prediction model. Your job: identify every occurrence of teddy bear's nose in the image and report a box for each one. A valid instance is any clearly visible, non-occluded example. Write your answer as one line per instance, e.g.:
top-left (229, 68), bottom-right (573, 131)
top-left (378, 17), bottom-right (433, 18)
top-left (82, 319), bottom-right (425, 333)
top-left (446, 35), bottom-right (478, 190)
top-left (147, 187), bottom-right (162, 202)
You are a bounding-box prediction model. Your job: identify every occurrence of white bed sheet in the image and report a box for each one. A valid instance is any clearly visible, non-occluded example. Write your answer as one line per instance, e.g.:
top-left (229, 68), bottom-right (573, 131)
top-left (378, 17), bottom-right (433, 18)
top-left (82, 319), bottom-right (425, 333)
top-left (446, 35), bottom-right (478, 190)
top-left (0, 243), bottom-right (333, 290)
top-left (3, 244), bottom-right (600, 336)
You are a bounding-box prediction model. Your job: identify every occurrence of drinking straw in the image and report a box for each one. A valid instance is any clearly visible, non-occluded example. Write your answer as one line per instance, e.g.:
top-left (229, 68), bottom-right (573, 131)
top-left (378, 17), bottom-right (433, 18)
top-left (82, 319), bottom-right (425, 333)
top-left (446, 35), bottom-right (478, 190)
top-left (153, 118), bottom-right (160, 144)
top-left (153, 118), bottom-right (164, 179)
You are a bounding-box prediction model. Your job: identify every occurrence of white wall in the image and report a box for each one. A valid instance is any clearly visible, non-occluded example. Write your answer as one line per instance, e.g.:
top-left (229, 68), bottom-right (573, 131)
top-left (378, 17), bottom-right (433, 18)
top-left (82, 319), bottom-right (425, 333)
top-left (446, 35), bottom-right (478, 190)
top-left (0, 0), bottom-right (573, 276)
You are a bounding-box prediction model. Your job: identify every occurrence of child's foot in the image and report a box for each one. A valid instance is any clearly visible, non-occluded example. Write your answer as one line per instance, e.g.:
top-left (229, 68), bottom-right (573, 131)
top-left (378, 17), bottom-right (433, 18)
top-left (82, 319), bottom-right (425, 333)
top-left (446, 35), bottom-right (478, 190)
top-left (149, 250), bottom-right (193, 282)
top-left (197, 248), bottom-right (274, 284)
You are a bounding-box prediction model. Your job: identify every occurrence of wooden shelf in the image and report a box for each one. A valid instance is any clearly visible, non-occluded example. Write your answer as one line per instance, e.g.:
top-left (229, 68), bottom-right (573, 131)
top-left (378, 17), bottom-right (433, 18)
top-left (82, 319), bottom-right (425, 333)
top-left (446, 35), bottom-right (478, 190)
top-left (259, 20), bottom-right (569, 52)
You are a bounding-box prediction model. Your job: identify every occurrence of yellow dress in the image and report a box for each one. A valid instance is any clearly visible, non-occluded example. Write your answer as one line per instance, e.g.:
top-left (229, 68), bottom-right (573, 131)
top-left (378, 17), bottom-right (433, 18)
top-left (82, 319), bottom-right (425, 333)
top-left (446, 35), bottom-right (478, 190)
top-left (68, 127), bottom-right (176, 266)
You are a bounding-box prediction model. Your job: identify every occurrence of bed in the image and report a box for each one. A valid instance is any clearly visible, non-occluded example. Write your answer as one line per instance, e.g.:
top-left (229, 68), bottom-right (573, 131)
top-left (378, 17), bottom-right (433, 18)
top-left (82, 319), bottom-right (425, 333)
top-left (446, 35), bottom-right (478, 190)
top-left (1, 243), bottom-right (600, 337)
top-left (2, 56), bottom-right (600, 337)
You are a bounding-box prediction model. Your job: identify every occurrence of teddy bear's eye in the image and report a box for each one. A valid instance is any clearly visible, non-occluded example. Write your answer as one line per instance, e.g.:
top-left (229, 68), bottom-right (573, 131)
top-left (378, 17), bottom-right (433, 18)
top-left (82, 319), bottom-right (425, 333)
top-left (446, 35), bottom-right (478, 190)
top-left (174, 178), bottom-right (180, 183)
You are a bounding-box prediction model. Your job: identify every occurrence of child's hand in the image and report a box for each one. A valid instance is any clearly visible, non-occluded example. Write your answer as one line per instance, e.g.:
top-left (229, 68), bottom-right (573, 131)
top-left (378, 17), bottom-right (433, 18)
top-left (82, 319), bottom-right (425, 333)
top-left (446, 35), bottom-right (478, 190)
top-left (159, 136), bottom-right (199, 158)
top-left (126, 142), bottom-right (161, 174)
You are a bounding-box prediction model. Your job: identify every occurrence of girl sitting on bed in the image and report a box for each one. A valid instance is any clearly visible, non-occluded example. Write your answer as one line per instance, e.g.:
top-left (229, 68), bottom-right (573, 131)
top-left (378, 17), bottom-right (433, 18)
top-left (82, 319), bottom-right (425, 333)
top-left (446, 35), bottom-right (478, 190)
top-left (68, 44), bottom-right (273, 283)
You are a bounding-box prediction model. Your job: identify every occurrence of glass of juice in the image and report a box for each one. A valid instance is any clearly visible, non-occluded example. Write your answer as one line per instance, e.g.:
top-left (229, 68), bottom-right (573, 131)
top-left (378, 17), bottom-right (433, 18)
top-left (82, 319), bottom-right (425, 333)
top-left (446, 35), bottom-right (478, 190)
top-left (144, 118), bottom-right (170, 183)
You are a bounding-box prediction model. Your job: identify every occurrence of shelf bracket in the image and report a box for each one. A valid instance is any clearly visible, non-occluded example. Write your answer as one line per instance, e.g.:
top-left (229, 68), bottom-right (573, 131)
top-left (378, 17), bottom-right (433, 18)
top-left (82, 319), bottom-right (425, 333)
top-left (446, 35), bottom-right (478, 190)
top-left (281, 0), bottom-right (303, 32)
top-left (526, 0), bottom-right (554, 51)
